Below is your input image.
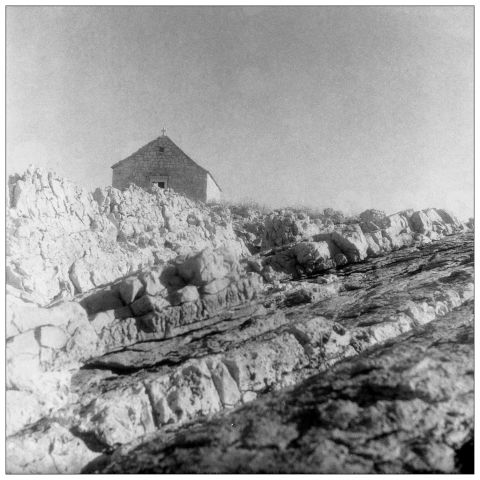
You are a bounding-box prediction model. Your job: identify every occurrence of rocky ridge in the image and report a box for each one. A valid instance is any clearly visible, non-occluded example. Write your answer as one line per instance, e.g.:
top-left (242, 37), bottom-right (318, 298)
top-left (5, 168), bottom-right (473, 473)
top-left (7, 167), bottom-right (248, 306)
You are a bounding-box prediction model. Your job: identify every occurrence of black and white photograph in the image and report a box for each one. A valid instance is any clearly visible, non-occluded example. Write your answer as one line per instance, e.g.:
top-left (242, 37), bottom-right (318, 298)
top-left (5, 4), bottom-right (474, 474)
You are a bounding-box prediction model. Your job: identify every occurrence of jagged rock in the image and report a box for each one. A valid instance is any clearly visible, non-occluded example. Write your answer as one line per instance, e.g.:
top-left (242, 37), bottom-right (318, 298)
top-left (77, 384), bottom-right (156, 447)
top-left (207, 358), bottom-right (242, 408)
top-left (139, 269), bottom-right (166, 296)
top-left (435, 208), bottom-right (463, 229)
top-left (322, 207), bottom-right (345, 224)
top-left (258, 208), bottom-right (466, 283)
top-left (90, 310), bottom-right (116, 335)
top-left (147, 359), bottom-right (224, 425)
top-left (381, 211), bottom-right (414, 249)
top-left (170, 285), bottom-right (200, 305)
top-left (410, 208), bottom-right (462, 238)
top-left (118, 277), bottom-right (144, 304)
top-left (359, 209), bottom-right (390, 232)
top-left (7, 168), bottom-right (248, 305)
top-left (292, 241), bottom-right (335, 273)
top-left (331, 224), bottom-right (369, 262)
top-left (226, 204), bottom-right (268, 254)
top-left (364, 231), bottom-right (383, 256)
top-left (130, 294), bottom-right (169, 316)
top-left (262, 210), bottom-right (322, 249)
top-left (176, 247), bottom-right (240, 286)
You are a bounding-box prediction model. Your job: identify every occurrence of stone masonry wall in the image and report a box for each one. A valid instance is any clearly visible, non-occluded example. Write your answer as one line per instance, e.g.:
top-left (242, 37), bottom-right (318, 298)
top-left (112, 136), bottom-right (209, 202)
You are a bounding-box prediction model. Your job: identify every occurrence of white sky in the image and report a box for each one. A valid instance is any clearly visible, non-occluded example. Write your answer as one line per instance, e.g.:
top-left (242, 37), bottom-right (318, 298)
top-left (6, 6), bottom-right (473, 219)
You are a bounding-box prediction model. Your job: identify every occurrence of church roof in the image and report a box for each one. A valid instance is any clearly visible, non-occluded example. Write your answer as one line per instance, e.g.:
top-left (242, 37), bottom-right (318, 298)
top-left (111, 135), bottom-right (222, 192)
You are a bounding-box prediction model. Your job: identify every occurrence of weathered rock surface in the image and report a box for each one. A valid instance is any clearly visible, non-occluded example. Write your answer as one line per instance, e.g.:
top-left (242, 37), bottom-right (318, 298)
top-left (254, 207), bottom-right (468, 282)
top-left (6, 228), bottom-right (473, 473)
top-left (5, 242), bottom-right (265, 446)
top-left (5, 168), bottom-right (473, 474)
top-left (87, 300), bottom-right (474, 474)
top-left (262, 210), bottom-right (323, 249)
top-left (228, 204), bottom-right (267, 254)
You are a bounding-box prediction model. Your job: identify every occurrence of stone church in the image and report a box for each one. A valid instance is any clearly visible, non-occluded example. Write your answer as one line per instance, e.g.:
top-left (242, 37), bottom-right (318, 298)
top-left (111, 132), bottom-right (222, 203)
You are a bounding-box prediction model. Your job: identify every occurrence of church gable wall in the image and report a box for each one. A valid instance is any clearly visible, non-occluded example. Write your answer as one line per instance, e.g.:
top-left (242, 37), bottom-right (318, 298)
top-left (112, 139), bottom-right (208, 202)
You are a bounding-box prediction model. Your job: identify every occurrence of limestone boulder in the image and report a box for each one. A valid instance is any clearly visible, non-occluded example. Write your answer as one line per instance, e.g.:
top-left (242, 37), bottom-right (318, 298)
top-left (262, 210), bottom-right (321, 249)
top-left (146, 360), bottom-right (223, 426)
top-left (410, 208), bottom-right (463, 238)
top-left (130, 295), bottom-right (169, 316)
top-left (322, 207), bottom-right (345, 224)
top-left (435, 209), bottom-right (463, 229)
top-left (331, 224), bottom-right (369, 262)
top-left (382, 212), bottom-right (414, 249)
top-left (176, 246), bottom-right (241, 286)
top-left (170, 285), bottom-right (200, 305)
top-left (76, 384), bottom-right (156, 447)
top-left (262, 250), bottom-right (298, 281)
top-left (359, 209), bottom-right (391, 232)
top-left (117, 276), bottom-right (144, 304)
top-left (292, 241), bottom-right (335, 273)
top-left (139, 269), bottom-right (166, 296)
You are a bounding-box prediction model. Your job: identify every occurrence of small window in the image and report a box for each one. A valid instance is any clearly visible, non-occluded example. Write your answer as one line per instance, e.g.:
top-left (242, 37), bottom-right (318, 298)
top-left (150, 175), bottom-right (169, 190)
top-left (159, 146), bottom-right (165, 153)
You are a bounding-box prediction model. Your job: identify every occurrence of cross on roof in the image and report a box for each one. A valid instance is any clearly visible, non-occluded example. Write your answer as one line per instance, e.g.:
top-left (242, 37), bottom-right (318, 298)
top-left (161, 127), bottom-right (167, 136)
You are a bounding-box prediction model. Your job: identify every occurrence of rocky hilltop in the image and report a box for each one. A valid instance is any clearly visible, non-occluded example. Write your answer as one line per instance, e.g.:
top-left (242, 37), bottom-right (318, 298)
top-left (6, 167), bottom-right (473, 474)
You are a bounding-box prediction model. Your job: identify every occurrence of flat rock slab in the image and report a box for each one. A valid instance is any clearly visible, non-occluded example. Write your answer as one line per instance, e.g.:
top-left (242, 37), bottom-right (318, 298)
top-left (88, 300), bottom-right (473, 474)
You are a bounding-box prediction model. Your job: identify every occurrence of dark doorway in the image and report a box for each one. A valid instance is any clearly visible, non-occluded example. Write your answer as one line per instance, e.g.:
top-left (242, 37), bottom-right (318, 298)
top-left (154, 182), bottom-right (165, 188)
